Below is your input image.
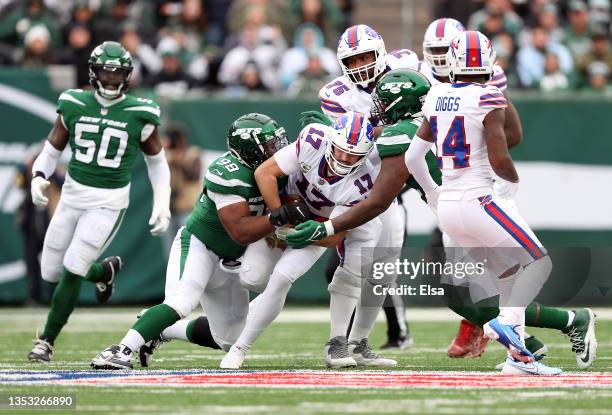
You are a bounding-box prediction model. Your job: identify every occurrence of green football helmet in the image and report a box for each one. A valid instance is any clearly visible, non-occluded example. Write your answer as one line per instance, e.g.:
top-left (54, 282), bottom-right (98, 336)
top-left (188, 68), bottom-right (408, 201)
top-left (371, 68), bottom-right (431, 125)
top-left (227, 113), bottom-right (288, 169)
top-left (88, 41), bottom-right (133, 99)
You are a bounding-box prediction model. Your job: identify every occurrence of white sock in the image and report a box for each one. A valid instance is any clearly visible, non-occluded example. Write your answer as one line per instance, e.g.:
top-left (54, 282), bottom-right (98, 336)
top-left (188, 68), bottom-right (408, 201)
top-left (161, 319), bottom-right (190, 341)
top-left (234, 273), bottom-right (292, 353)
top-left (121, 329), bottom-right (145, 352)
top-left (566, 311), bottom-right (575, 327)
top-left (329, 292), bottom-right (358, 339)
top-left (348, 306), bottom-right (381, 342)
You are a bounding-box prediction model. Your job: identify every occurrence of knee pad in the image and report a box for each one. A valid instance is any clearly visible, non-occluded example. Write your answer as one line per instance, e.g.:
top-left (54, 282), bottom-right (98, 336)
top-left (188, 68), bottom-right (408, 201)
top-left (41, 251), bottom-right (63, 283)
top-left (239, 264), bottom-right (270, 294)
top-left (328, 266), bottom-right (362, 299)
top-left (163, 283), bottom-right (202, 318)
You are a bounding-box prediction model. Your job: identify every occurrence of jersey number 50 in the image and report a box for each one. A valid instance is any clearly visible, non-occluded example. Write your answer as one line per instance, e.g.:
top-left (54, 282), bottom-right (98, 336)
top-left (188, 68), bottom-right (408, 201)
top-left (74, 122), bottom-right (128, 168)
top-left (430, 116), bottom-right (470, 169)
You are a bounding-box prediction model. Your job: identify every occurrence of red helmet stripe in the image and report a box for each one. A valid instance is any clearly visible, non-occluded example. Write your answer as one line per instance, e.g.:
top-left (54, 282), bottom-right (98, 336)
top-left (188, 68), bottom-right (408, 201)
top-left (466, 31), bottom-right (482, 68)
top-left (348, 26), bottom-right (359, 48)
top-left (348, 113), bottom-right (364, 145)
top-left (436, 18), bottom-right (446, 38)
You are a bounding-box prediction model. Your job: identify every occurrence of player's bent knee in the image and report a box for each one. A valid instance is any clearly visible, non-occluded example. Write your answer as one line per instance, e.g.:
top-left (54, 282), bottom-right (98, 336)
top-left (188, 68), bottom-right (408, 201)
top-left (328, 266), bottom-right (362, 299)
top-left (239, 266), bottom-right (270, 294)
top-left (163, 296), bottom-right (199, 319)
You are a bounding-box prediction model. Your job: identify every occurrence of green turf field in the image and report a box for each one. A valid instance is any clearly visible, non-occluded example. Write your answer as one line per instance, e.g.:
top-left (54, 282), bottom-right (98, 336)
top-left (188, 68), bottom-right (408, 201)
top-left (0, 307), bottom-right (610, 415)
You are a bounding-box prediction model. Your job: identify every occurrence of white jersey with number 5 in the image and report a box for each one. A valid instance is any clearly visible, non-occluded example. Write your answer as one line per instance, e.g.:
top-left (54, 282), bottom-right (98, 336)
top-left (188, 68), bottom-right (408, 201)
top-left (422, 82), bottom-right (508, 199)
top-left (273, 123), bottom-right (377, 219)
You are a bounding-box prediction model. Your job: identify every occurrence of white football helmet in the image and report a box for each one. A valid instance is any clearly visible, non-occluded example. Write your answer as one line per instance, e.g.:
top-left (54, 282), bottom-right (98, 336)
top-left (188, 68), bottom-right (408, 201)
top-left (337, 25), bottom-right (387, 87)
top-left (447, 30), bottom-right (496, 83)
top-left (422, 18), bottom-right (465, 77)
top-left (326, 111), bottom-right (374, 176)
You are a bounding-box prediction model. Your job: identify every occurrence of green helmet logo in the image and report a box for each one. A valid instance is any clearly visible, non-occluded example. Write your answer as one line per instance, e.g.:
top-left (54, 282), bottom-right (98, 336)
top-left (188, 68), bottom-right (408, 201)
top-left (227, 113), bottom-right (289, 169)
top-left (372, 69), bottom-right (431, 125)
top-left (88, 41), bottom-right (133, 99)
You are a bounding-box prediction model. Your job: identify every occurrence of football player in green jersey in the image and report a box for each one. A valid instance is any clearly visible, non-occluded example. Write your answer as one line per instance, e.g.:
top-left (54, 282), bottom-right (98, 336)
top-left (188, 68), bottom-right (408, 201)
top-left (292, 69), bottom-right (597, 369)
top-left (91, 113), bottom-right (298, 369)
top-left (27, 41), bottom-right (171, 363)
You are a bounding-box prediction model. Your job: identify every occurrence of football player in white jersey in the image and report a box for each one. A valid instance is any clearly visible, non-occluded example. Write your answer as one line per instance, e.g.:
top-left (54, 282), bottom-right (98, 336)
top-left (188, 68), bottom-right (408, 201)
top-left (404, 30), bottom-right (561, 376)
top-left (220, 111), bottom-right (398, 369)
top-left (422, 17), bottom-right (532, 358)
top-left (318, 24), bottom-right (419, 350)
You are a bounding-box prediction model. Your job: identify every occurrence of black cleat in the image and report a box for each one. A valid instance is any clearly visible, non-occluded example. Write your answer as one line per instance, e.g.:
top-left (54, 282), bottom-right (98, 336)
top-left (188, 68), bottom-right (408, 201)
top-left (96, 256), bottom-right (123, 304)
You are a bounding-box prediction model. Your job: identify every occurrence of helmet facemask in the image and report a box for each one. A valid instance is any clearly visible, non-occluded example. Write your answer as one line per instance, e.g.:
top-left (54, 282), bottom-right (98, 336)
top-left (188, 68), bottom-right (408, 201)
top-left (325, 140), bottom-right (368, 177)
top-left (342, 50), bottom-right (384, 87)
top-left (90, 64), bottom-right (132, 99)
top-left (424, 45), bottom-right (451, 77)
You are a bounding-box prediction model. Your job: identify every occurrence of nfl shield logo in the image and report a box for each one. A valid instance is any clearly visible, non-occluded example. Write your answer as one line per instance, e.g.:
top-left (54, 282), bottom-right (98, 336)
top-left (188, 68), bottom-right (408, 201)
top-left (101, 108), bottom-right (108, 115)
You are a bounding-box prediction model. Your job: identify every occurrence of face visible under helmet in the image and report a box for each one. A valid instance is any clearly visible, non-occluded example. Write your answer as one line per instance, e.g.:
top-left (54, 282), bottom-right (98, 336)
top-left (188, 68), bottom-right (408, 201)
top-left (337, 25), bottom-right (387, 88)
top-left (88, 41), bottom-right (133, 99)
top-left (422, 18), bottom-right (465, 78)
top-left (325, 111), bottom-right (374, 176)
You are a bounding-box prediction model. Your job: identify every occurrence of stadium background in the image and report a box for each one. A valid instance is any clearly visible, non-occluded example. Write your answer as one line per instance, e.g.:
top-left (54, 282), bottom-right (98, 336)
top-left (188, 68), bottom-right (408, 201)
top-left (0, 0), bottom-right (610, 305)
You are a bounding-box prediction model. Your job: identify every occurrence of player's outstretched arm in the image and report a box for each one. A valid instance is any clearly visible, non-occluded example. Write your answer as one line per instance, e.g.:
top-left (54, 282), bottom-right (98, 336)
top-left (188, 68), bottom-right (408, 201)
top-left (218, 201), bottom-right (275, 245)
top-left (484, 108), bottom-right (519, 184)
top-left (504, 98), bottom-right (523, 149)
top-left (140, 128), bottom-right (172, 236)
top-left (30, 115), bottom-right (69, 206)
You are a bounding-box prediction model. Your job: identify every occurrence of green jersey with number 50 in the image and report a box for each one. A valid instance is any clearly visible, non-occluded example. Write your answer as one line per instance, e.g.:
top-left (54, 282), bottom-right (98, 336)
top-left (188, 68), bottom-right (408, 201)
top-left (186, 153), bottom-right (266, 259)
top-left (57, 88), bottom-right (161, 188)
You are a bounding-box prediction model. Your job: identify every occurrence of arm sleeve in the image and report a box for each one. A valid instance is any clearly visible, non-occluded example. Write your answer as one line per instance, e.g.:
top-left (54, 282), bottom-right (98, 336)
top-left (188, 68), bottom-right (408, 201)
top-left (144, 148), bottom-right (171, 188)
top-left (404, 135), bottom-right (439, 194)
top-left (32, 140), bottom-right (62, 178)
top-left (274, 141), bottom-right (300, 175)
top-left (207, 190), bottom-right (246, 210)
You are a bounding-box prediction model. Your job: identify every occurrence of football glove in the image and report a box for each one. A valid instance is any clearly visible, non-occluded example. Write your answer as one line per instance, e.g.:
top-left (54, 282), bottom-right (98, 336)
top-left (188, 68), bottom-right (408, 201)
top-left (31, 175), bottom-right (50, 206)
top-left (493, 178), bottom-right (519, 200)
top-left (298, 111), bottom-right (333, 130)
top-left (149, 186), bottom-right (171, 236)
top-left (269, 202), bottom-right (310, 227)
top-left (286, 220), bottom-right (329, 248)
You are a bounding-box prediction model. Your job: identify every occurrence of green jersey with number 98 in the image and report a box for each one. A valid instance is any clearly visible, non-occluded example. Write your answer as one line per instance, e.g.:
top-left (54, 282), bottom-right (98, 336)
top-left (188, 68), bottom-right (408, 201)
top-left (57, 88), bottom-right (161, 188)
top-left (186, 152), bottom-right (267, 259)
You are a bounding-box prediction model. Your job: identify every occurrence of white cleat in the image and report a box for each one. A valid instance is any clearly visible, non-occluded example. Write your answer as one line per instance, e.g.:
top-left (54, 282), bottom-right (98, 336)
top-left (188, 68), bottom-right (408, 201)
top-left (220, 345), bottom-right (246, 369)
top-left (324, 336), bottom-right (357, 368)
top-left (501, 357), bottom-right (562, 376)
top-left (349, 338), bottom-right (397, 367)
top-left (91, 344), bottom-right (133, 370)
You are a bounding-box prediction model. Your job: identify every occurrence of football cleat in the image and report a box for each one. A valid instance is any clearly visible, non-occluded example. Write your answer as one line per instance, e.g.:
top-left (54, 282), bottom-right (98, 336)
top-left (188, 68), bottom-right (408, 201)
top-left (324, 336), bottom-right (357, 368)
top-left (95, 256), bottom-right (123, 304)
top-left (501, 357), bottom-right (562, 376)
top-left (91, 344), bottom-right (133, 370)
top-left (380, 334), bottom-right (414, 350)
top-left (349, 338), bottom-right (397, 367)
top-left (220, 345), bottom-right (246, 369)
top-left (483, 318), bottom-right (534, 363)
top-left (135, 308), bottom-right (170, 368)
top-left (447, 319), bottom-right (488, 358)
top-left (495, 335), bottom-right (548, 370)
top-left (562, 308), bottom-right (597, 369)
top-left (27, 336), bottom-right (53, 362)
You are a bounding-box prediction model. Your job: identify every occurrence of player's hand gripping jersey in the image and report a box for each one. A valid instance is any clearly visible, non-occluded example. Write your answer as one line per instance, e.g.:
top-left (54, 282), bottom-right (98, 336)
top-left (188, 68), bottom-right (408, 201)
top-left (57, 88), bottom-right (160, 209)
top-left (422, 82), bottom-right (507, 199)
top-left (274, 121), bottom-right (377, 220)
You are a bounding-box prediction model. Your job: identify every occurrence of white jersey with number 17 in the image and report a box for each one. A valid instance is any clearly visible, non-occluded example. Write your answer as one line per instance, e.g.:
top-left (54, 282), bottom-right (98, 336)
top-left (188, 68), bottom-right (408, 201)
top-left (422, 82), bottom-right (508, 199)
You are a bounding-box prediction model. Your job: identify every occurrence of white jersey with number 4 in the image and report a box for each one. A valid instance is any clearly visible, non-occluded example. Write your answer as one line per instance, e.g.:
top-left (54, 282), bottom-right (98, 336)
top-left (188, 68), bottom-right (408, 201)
top-left (422, 82), bottom-right (508, 199)
top-left (273, 123), bottom-right (377, 219)
top-left (318, 49), bottom-right (421, 121)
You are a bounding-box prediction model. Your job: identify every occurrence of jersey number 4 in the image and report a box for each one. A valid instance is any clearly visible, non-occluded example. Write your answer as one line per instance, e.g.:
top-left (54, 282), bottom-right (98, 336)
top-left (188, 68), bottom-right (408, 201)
top-left (74, 122), bottom-right (128, 168)
top-left (430, 115), bottom-right (470, 169)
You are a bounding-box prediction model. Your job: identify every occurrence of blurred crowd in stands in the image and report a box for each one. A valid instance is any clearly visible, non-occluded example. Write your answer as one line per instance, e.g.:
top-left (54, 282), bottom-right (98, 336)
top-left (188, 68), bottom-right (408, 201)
top-left (437, 0), bottom-right (612, 92)
top-left (0, 0), bottom-right (610, 95)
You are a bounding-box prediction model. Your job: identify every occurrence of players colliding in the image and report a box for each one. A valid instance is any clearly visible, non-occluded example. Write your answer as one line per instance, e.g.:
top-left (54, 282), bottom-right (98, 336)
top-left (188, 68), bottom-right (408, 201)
top-left (220, 111), bottom-right (398, 370)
